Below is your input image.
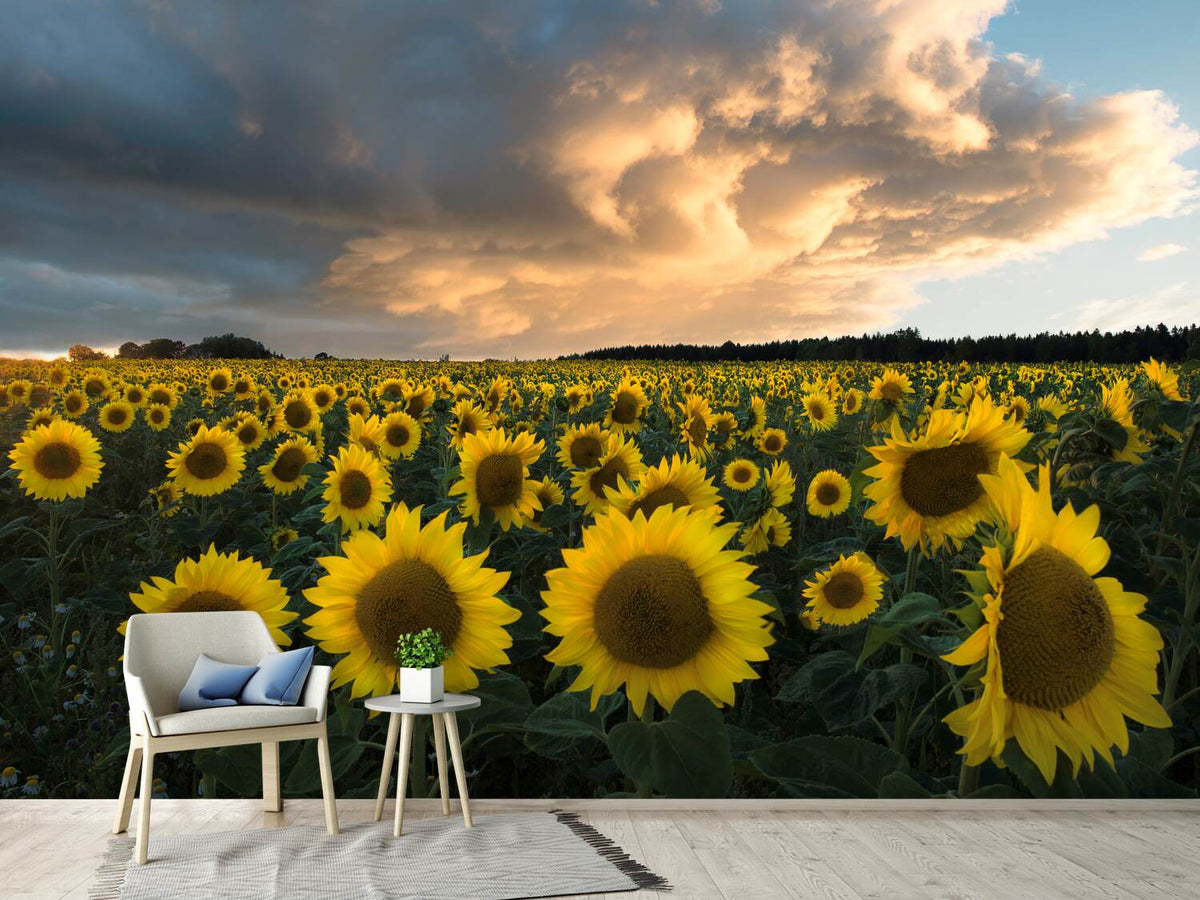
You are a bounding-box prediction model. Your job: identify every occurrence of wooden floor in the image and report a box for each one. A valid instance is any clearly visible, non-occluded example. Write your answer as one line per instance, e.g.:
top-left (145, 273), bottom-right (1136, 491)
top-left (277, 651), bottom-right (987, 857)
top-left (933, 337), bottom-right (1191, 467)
top-left (3, 798), bottom-right (1199, 899)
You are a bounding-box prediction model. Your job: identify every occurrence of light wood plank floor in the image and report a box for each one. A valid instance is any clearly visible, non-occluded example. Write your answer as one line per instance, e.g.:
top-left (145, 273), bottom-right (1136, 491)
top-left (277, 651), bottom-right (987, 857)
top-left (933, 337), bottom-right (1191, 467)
top-left (3, 799), bottom-right (1198, 899)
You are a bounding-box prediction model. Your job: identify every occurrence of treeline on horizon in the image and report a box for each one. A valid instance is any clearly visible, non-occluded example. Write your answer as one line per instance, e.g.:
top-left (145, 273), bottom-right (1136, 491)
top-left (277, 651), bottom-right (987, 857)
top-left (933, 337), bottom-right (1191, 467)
top-left (563, 324), bottom-right (1200, 364)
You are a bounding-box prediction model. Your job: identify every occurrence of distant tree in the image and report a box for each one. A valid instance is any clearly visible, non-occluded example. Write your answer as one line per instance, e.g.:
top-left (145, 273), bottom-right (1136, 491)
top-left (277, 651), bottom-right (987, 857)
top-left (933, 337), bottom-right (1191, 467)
top-left (142, 338), bottom-right (186, 359)
top-left (314, 351), bottom-right (332, 360)
top-left (68, 344), bottom-right (107, 362)
top-left (190, 333), bottom-right (276, 360)
top-left (116, 341), bottom-right (145, 359)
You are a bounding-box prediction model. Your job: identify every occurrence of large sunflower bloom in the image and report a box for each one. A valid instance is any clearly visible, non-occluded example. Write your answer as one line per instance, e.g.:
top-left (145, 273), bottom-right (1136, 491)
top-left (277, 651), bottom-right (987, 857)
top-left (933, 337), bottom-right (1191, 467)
top-left (9, 420), bottom-right (103, 501)
top-left (570, 433), bottom-right (646, 516)
top-left (557, 422), bottom-right (608, 470)
top-left (863, 396), bottom-right (1030, 551)
top-left (380, 411), bottom-right (421, 459)
top-left (605, 454), bottom-right (721, 521)
top-left (166, 425), bottom-right (245, 496)
top-left (260, 436), bottom-right (318, 496)
top-left (451, 428), bottom-right (545, 530)
top-left (678, 394), bottom-right (715, 460)
top-left (807, 470), bottom-right (851, 517)
top-left (98, 400), bottom-right (136, 433)
top-left (126, 545), bottom-right (297, 646)
top-left (323, 443), bottom-right (393, 532)
top-left (941, 456), bottom-right (1170, 783)
top-left (604, 378), bottom-right (648, 435)
top-left (447, 399), bottom-right (493, 449)
top-left (802, 553), bottom-right (885, 626)
top-left (542, 505), bottom-right (774, 715)
top-left (304, 503), bottom-right (518, 697)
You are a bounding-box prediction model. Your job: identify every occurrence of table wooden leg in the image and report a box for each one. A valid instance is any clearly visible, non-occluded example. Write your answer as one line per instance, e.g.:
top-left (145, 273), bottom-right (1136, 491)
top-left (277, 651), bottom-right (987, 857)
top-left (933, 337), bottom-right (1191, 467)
top-left (431, 713), bottom-right (451, 815)
top-left (444, 712), bottom-right (472, 828)
top-left (374, 712), bottom-right (400, 822)
top-left (393, 713), bottom-right (414, 837)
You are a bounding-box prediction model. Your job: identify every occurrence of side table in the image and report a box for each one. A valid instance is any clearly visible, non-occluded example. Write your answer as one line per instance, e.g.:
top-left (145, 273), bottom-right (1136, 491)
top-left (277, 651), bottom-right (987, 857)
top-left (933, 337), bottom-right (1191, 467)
top-left (364, 692), bottom-right (481, 837)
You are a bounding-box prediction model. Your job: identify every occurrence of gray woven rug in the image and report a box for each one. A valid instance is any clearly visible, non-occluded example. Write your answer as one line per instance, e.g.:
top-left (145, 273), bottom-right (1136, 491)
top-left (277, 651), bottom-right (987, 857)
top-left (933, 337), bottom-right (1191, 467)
top-left (88, 811), bottom-right (669, 899)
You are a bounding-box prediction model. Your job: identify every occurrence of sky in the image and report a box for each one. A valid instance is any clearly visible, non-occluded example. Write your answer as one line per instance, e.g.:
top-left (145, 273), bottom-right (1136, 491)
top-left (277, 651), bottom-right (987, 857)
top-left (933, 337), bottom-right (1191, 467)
top-left (0, 0), bottom-right (1197, 360)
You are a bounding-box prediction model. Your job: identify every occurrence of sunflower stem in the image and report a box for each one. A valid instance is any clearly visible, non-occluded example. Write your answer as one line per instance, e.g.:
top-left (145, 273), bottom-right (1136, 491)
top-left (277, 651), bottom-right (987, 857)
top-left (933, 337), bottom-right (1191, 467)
top-left (956, 761), bottom-right (980, 798)
top-left (635, 697), bottom-right (655, 798)
top-left (1154, 418), bottom-right (1198, 561)
top-left (1161, 539), bottom-right (1200, 709)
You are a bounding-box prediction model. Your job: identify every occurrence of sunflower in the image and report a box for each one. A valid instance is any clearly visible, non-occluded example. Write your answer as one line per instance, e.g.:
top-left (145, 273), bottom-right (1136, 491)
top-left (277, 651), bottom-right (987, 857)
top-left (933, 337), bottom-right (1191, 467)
top-left (606, 454), bottom-right (721, 521)
top-left (9, 419), bottom-right (103, 501)
top-left (275, 390), bottom-right (320, 435)
top-left (122, 384), bottom-right (147, 408)
top-left (723, 458), bottom-right (760, 492)
top-left (166, 424), bottom-right (246, 496)
top-left (47, 364), bottom-right (68, 388)
top-left (803, 553), bottom-right (885, 626)
top-left (740, 508), bottom-right (791, 555)
top-left (870, 368), bottom-right (913, 403)
top-left (233, 374), bottom-right (257, 401)
top-left (404, 383), bottom-right (435, 419)
top-left (1005, 395), bottom-right (1030, 425)
top-left (27, 407), bottom-right (56, 430)
top-left (678, 394), bottom-right (715, 460)
top-left (1099, 379), bottom-right (1149, 465)
top-left (757, 427), bottom-right (787, 456)
top-left (451, 428), bottom-right (544, 530)
top-left (304, 503), bottom-right (519, 697)
top-left (565, 383), bottom-right (593, 414)
top-left (82, 371), bottom-right (109, 397)
top-left (7, 379), bottom-right (31, 404)
top-left (941, 456), bottom-right (1170, 783)
top-left (447, 398), bottom-right (493, 449)
top-left (186, 417), bottom-right (205, 438)
top-left (842, 388), bottom-right (864, 415)
top-left (807, 470), bottom-right (851, 517)
top-left (228, 414), bottom-right (266, 450)
top-left (604, 377), bottom-right (648, 435)
top-left (269, 526), bottom-right (300, 552)
top-left (310, 383), bottom-right (337, 411)
top-left (764, 460), bottom-right (796, 508)
top-left (528, 476), bottom-right (566, 533)
top-left (323, 444), bottom-right (393, 532)
top-left (98, 400), bottom-right (135, 433)
top-left (713, 411), bottom-right (738, 445)
top-left (345, 394), bottom-right (372, 419)
top-left (380, 411), bottom-right (421, 459)
top-left (374, 377), bottom-right (406, 404)
top-left (145, 404), bottom-right (172, 432)
top-left (863, 396), bottom-right (1030, 551)
top-left (148, 480), bottom-right (182, 517)
top-left (802, 393), bottom-right (838, 432)
top-left (744, 396), bottom-right (767, 438)
top-left (542, 505), bottom-right (773, 715)
top-left (260, 436), bottom-right (318, 496)
top-left (1142, 358), bottom-right (1182, 401)
top-left (61, 389), bottom-right (88, 419)
top-left (570, 433), bottom-right (646, 516)
top-left (556, 422), bottom-right (608, 470)
top-left (127, 545), bottom-right (296, 646)
top-left (206, 368), bottom-right (233, 395)
top-left (348, 413), bottom-right (386, 456)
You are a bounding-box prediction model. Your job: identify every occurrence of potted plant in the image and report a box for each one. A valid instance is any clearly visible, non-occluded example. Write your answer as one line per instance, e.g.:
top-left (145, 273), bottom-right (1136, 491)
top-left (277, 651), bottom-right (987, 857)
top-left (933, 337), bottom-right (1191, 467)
top-left (395, 627), bottom-right (453, 703)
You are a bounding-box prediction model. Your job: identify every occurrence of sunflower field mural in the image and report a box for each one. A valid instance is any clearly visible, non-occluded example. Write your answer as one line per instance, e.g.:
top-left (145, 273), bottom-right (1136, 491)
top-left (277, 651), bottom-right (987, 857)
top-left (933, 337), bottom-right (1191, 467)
top-left (0, 356), bottom-right (1197, 802)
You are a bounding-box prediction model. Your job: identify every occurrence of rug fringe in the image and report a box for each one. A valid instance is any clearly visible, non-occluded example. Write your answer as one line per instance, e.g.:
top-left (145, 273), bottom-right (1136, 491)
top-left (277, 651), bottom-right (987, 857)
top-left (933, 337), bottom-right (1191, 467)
top-left (550, 809), bottom-right (672, 892)
top-left (87, 837), bottom-right (134, 900)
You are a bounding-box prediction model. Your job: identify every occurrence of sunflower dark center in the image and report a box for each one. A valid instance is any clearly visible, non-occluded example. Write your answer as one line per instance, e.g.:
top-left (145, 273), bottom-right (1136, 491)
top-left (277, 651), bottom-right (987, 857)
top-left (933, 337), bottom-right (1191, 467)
top-left (284, 400), bottom-right (312, 430)
top-left (313, 390), bottom-right (332, 407)
top-left (569, 435), bottom-right (603, 468)
top-left (899, 441), bottom-right (989, 518)
top-left (815, 482), bottom-right (842, 506)
top-left (339, 470), bottom-right (373, 510)
top-left (34, 442), bottom-right (82, 480)
top-left (185, 441), bottom-right (229, 480)
top-left (593, 555), bottom-right (712, 668)
top-left (628, 485), bottom-right (690, 519)
top-left (716, 417), bottom-right (734, 435)
top-left (386, 423), bottom-right (410, 448)
top-left (763, 434), bottom-right (783, 453)
top-left (809, 402), bottom-right (827, 420)
top-left (151, 408), bottom-right (166, 424)
top-left (996, 546), bottom-right (1115, 711)
top-left (65, 395), bottom-right (83, 413)
top-left (823, 572), bottom-right (865, 609)
top-left (475, 453), bottom-right (524, 507)
top-left (235, 380), bottom-right (252, 395)
top-left (880, 382), bottom-right (904, 402)
top-left (85, 379), bottom-right (106, 396)
top-left (106, 407), bottom-right (128, 426)
top-left (176, 591), bottom-right (242, 613)
top-left (210, 375), bottom-right (229, 392)
top-left (127, 389), bottom-right (143, 403)
top-left (237, 423), bottom-right (258, 444)
top-left (732, 465), bottom-right (753, 484)
top-left (355, 559), bottom-right (462, 662)
top-left (589, 457), bottom-right (629, 497)
top-left (687, 417), bottom-right (707, 445)
top-left (150, 388), bottom-right (171, 404)
top-left (407, 395), bottom-right (428, 416)
top-left (273, 448), bottom-right (307, 482)
top-left (612, 392), bottom-right (640, 424)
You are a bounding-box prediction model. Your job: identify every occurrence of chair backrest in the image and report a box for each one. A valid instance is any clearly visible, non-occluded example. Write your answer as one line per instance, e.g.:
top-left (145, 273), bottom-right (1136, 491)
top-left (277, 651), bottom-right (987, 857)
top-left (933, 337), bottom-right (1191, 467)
top-left (124, 611), bottom-right (278, 718)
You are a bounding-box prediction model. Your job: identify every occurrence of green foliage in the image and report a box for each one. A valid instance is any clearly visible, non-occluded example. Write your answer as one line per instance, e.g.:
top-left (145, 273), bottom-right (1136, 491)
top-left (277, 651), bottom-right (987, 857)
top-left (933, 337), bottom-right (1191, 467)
top-left (394, 628), bottom-right (453, 669)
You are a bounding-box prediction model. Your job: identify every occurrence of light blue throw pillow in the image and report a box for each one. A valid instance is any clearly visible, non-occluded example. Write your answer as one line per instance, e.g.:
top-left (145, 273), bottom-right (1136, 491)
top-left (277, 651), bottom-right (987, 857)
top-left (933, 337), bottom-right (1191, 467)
top-left (179, 653), bottom-right (259, 711)
top-left (240, 646), bottom-right (315, 706)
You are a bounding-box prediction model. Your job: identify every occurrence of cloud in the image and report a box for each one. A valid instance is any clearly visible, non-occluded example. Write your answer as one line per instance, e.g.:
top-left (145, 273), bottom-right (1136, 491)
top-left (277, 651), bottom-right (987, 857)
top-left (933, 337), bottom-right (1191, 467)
top-left (1074, 282), bottom-right (1200, 332)
top-left (1137, 243), bottom-right (1188, 262)
top-left (0, 0), bottom-right (1196, 357)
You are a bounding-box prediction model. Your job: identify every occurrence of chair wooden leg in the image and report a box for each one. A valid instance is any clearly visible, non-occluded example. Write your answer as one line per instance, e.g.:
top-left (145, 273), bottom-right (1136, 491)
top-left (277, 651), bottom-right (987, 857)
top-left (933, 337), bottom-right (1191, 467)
top-left (316, 726), bottom-right (340, 836)
top-left (113, 739), bottom-right (143, 834)
top-left (374, 713), bottom-right (400, 822)
top-left (444, 712), bottom-right (472, 828)
top-left (134, 742), bottom-right (155, 864)
top-left (262, 741), bottom-right (281, 813)
top-left (431, 713), bottom-right (451, 816)
top-left (393, 713), bottom-right (414, 837)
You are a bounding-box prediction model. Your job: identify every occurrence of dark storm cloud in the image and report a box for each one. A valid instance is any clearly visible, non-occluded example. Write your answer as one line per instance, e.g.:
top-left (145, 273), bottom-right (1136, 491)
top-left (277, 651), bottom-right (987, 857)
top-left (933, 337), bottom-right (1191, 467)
top-left (0, 1), bottom-right (1194, 358)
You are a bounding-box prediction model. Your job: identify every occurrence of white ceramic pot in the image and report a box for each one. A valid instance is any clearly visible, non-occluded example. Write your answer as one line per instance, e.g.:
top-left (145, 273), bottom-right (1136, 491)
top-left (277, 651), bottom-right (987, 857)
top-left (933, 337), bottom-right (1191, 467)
top-left (399, 665), bottom-right (444, 703)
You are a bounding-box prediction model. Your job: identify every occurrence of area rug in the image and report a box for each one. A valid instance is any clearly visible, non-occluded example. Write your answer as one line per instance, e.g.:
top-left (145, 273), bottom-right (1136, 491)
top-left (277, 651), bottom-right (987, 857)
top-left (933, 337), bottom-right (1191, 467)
top-left (88, 810), bottom-right (670, 899)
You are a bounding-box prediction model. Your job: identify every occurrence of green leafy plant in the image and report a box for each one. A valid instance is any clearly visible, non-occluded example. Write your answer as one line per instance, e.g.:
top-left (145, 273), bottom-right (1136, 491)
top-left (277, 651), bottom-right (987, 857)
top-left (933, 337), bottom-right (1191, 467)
top-left (394, 628), bottom-right (453, 669)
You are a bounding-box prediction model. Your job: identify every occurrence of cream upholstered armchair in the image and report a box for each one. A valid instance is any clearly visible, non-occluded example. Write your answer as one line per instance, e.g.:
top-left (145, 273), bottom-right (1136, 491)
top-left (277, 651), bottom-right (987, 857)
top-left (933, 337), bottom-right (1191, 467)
top-left (116, 611), bottom-right (339, 864)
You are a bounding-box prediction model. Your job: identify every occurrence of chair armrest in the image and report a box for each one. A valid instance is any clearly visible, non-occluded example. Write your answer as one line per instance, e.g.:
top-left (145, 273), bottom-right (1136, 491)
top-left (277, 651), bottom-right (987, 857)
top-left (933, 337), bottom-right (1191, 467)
top-left (125, 674), bottom-right (161, 737)
top-left (301, 665), bottom-right (332, 722)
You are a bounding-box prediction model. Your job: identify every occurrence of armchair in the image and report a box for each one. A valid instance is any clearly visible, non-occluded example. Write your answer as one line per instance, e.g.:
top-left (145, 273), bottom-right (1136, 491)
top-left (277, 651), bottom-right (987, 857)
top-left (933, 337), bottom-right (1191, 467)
top-left (115, 611), bottom-right (339, 864)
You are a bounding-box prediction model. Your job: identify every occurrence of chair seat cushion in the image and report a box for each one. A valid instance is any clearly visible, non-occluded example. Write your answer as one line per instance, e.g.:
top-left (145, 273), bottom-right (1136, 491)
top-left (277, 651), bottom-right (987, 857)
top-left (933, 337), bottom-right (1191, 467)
top-left (155, 704), bottom-right (319, 736)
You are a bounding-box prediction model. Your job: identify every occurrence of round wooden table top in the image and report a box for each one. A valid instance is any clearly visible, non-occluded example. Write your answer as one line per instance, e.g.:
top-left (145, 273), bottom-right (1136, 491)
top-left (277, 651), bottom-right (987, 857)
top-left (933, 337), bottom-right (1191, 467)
top-left (363, 692), bottom-right (481, 716)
